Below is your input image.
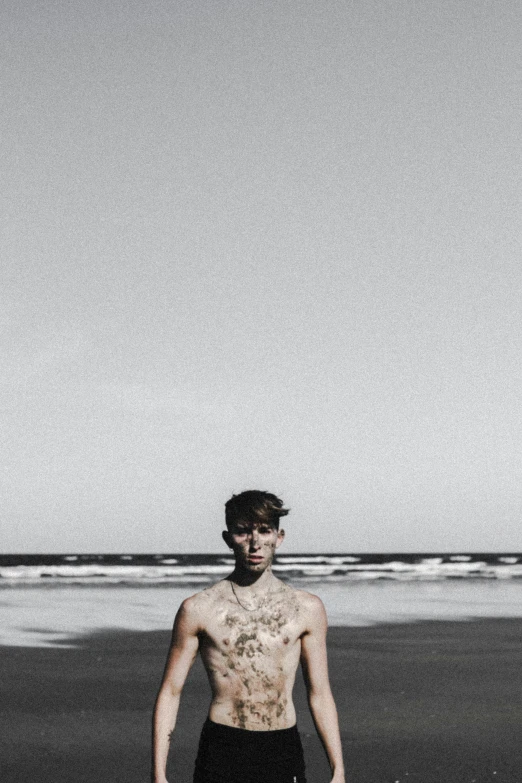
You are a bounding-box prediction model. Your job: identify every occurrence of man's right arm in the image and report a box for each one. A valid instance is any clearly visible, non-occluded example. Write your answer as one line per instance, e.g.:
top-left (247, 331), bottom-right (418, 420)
top-left (152, 597), bottom-right (200, 783)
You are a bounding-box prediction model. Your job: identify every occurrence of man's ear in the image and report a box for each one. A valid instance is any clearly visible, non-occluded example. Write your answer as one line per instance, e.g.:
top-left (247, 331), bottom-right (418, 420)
top-left (275, 528), bottom-right (285, 549)
top-left (222, 530), bottom-right (233, 549)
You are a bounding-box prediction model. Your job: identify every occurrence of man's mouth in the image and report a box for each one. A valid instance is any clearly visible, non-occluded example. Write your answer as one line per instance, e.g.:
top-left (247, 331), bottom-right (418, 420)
top-left (247, 555), bottom-right (264, 563)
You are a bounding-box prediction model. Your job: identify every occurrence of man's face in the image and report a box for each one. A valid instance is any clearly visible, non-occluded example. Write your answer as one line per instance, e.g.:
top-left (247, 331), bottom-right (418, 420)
top-left (224, 519), bottom-right (284, 572)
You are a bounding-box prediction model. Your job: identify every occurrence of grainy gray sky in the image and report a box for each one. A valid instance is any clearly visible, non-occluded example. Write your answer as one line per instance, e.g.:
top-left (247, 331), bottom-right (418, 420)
top-left (2, 0), bottom-right (521, 553)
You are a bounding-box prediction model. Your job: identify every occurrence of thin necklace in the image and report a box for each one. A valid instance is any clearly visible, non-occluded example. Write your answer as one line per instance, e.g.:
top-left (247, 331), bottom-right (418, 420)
top-left (229, 579), bottom-right (272, 612)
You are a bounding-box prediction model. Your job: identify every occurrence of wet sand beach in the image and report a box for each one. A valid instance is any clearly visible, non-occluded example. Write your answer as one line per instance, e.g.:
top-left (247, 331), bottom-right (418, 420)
top-left (2, 619), bottom-right (521, 783)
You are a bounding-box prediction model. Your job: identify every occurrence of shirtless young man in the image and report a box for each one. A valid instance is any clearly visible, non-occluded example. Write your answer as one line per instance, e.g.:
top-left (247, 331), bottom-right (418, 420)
top-left (152, 490), bottom-right (345, 783)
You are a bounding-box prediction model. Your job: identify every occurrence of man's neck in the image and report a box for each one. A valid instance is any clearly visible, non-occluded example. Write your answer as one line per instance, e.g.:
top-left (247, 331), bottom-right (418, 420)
top-left (229, 566), bottom-right (275, 589)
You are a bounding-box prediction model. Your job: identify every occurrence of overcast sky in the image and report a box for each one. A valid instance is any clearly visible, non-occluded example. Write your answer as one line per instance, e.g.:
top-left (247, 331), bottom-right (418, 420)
top-left (2, 0), bottom-right (521, 553)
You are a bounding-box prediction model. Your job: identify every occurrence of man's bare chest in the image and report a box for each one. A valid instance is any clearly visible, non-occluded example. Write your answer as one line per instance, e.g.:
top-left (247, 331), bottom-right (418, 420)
top-left (201, 596), bottom-right (304, 663)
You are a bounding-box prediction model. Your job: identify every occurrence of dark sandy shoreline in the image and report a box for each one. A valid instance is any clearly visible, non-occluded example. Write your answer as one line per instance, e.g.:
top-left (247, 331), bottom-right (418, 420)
top-left (2, 619), bottom-right (521, 783)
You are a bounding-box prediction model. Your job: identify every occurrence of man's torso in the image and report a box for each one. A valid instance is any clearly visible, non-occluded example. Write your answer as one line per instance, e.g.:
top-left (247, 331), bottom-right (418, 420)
top-left (188, 579), bottom-right (313, 731)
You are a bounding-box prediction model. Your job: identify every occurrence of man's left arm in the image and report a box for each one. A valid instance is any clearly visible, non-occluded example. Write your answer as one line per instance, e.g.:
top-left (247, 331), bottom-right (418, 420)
top-left (300, 595), bottom-right (345, 783)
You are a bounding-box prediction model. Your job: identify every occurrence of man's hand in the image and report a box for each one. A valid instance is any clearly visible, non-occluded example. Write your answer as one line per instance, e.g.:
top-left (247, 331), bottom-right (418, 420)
top-left (151, 771), bottom-right (169, 783)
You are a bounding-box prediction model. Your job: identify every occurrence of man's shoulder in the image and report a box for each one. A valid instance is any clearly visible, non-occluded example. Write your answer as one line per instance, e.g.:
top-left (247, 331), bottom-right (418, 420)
top-left (180, 581), bottom-right (229, 617)
top-left (286, 588), bottom-right (328, 637)
top-left (296, 587), bottom-right (325, 612)
top-left (277, 582), bottom-right (326, 616)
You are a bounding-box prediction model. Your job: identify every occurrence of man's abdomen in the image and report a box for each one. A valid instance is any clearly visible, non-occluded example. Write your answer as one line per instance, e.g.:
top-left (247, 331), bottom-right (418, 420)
top-left (208, 688), bottom-right (297, 731)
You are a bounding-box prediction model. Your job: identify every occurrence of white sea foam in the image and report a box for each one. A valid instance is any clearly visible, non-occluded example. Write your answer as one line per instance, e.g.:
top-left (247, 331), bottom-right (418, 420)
top-left (2, 557), bottom-right (522, 584)
top-left (277, 556), bottom-right (361, 564)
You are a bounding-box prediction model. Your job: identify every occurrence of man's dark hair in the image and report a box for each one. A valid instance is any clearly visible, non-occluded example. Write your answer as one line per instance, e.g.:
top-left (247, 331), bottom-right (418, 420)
top-left (225, 490), bottom-right (289, 530)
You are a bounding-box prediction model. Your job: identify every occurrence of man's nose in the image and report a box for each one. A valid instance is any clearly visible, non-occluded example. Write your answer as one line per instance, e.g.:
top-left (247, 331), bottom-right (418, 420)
top-left (248, 530), bottom-right (260, 547)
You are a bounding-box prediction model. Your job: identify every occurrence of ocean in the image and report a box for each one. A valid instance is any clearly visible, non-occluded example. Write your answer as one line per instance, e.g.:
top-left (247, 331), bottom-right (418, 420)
top-left (3, 552), bottom-right (522, 584)
top-left (2, 553), bottom-right (522, 647)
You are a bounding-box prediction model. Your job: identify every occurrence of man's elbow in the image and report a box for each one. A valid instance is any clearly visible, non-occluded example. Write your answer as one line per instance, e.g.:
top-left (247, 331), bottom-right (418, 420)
top-left (156, 679), bottom-right (183, 706)
top-left (307, 686), bottom-right (336, 713)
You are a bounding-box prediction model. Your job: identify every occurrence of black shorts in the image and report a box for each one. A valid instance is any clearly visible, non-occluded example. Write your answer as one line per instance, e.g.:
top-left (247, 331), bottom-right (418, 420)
top-left (193, 718), bottom-right (307, 783)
